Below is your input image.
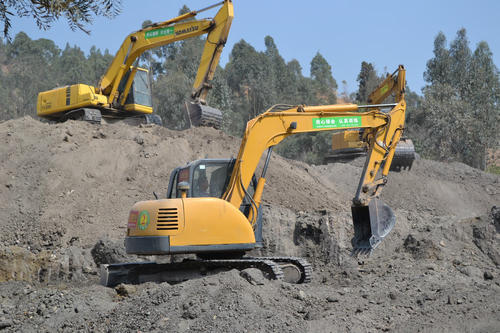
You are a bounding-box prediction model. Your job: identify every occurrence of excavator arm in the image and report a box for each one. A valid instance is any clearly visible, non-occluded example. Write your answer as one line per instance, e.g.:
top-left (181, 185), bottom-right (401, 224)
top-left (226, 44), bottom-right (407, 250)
top-left (223, 94), bottom-right (406, 252)
top-left (368, 65), bottom-right (405, 104)
top-left (98, 0), bottom-right (233, 107)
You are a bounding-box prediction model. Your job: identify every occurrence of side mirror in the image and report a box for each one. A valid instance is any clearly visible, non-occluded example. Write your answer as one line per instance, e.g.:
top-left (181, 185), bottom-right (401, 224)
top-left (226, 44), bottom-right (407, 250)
top-left (177, 181), bottom-right (190, 199)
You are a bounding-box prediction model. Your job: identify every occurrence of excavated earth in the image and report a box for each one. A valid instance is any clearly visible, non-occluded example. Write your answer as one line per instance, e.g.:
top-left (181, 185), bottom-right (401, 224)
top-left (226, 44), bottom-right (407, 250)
top-left (0, 116), bottom-right (499, 332)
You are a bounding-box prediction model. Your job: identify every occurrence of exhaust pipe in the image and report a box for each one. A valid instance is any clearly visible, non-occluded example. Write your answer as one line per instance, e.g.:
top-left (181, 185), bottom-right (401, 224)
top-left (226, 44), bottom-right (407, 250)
top-left (351, 198), bottom-right (395, 254)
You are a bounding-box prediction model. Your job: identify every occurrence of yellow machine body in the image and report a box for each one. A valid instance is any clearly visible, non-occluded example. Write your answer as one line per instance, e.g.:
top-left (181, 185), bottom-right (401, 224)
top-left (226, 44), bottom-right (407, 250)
top-left (36, 0), bottom-right (234, 123)
top-left (37, 84), bottom-right (109, 117)
top-left (331, 130), bottom-right (365, 150)
top-left (127, 198), bottom-right (255, 254)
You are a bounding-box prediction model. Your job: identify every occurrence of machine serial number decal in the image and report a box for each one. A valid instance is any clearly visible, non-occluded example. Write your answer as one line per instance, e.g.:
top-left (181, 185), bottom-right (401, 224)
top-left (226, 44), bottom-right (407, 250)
top-left (312, 116), bottom-right (362, 129)
top-left (145, 27), bottom-right (174, 39)
top-left (175, 25), bottom-right (199, 36)
top-left (137, 210), bottom-right (150, 230)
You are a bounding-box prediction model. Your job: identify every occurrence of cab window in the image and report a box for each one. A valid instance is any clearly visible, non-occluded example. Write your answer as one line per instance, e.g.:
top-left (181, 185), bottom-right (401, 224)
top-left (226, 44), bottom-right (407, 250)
top-left (192, 163), bottom-right (230, 198)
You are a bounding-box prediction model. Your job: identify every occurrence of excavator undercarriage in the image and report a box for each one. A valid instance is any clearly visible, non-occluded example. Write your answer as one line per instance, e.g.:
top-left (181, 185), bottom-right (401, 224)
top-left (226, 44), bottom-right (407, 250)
top-left (101, 256), bottom-right (312, 287)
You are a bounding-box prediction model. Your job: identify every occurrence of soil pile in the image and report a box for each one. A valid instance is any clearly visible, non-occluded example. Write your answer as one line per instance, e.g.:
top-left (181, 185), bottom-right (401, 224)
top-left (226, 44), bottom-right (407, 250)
top-left (0, 117), bottom-right (498, 332)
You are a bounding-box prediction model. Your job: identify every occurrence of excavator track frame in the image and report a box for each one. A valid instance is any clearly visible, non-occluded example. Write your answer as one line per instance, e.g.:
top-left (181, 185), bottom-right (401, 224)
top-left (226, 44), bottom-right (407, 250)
top-left (100, 256), bottom-right (312, 287)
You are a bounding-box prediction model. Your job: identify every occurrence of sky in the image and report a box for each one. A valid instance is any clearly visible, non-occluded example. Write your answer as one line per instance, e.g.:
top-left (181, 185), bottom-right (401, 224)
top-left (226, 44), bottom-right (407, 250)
top-left (8, 0), bottom-right (500, 95)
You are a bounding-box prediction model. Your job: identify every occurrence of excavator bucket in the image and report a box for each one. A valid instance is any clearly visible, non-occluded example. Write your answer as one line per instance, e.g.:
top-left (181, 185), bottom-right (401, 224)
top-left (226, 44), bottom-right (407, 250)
top-left (389, 138), bottom-right (416, 172)
top-left (185, 101), bottom-right (223, 129)
top-left (351, 198), bottom-right (395, 253)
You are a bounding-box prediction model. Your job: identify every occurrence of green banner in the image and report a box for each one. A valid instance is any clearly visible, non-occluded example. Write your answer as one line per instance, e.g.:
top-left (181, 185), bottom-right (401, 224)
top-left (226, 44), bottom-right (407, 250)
top-left (312, 116), bottom-right (362, 129)
top-left (145, 27), bottom-right (174, 39)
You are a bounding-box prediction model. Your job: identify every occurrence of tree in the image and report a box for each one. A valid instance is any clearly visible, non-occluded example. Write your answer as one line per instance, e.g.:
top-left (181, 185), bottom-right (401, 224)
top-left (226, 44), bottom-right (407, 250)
top-left (1, 0), bottom-right (122, 41)
top-left (2, 32), bottom-right (60, 118)
top-left (310, 52), bottom-right (337, 104)
top-left (355, 61), bottom-right (381, 103)
top-left (56, 43), bottom-right (92, 85)
top-left (415, 29), bottom-right (500, 169)
top-left (423, 32), bottom-right (451, 86)
top-left (87, 46), bottom-right (113, 85)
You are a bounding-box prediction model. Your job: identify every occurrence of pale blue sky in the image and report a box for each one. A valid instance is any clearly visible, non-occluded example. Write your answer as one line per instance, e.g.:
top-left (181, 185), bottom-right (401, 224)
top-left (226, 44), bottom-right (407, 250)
top-left (9, 0), bottom-right (500, 95)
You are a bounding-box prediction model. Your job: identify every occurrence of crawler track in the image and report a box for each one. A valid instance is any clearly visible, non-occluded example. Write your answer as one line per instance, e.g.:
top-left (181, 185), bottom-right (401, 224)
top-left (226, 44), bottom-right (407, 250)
top-left (101, 256), bottom-right (312, 287)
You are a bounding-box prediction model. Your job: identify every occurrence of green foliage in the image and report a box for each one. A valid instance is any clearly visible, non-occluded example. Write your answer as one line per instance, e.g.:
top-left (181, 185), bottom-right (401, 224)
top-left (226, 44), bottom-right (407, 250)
top-left (0, 32), bottom-right (113, 120)
top-left (487, 165), bottom-right (500, 175)
top-left (410, 29), bottom-right (500, 170)
top-left (224, 38), bottom-right (339, 164)
top-left (1, 0), bottom-right (122, 41)
top-left (310, 52), bottom-right (337, 104)
top-left (356, 61), bottom-right (382, 103)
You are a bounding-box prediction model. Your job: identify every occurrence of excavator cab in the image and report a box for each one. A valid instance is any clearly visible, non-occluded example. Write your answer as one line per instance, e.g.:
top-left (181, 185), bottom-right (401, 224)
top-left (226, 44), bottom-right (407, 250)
top-left (117, 68), bottom-right (154, 113)
top-left (166, 159), bottom-right (263, 245)
top-left (167, 159), bottom-right (235, 199)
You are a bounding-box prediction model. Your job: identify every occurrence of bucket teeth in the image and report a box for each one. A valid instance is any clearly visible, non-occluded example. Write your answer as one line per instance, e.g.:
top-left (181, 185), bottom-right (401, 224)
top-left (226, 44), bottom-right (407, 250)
top-left (350, 247), bottom-right (372, 257)
top-left (351, 198), bottom-right (396, 252)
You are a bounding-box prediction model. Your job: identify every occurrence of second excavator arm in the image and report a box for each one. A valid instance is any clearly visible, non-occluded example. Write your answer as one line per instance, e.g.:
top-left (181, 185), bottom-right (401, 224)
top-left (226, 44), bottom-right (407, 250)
top-left (97, 0), bottom-right (233, 107)
top-left (222, 71), bottom-right (406, 251)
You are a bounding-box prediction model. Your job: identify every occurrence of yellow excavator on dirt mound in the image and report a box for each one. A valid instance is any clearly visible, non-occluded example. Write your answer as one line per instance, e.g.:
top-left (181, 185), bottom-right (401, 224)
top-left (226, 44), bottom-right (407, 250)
top-left (326, 67), bottom-right (416, 171)
top-left (101, 66), bottom-right (408, 287)
top-left (36, 0), bottom-right (233, 127)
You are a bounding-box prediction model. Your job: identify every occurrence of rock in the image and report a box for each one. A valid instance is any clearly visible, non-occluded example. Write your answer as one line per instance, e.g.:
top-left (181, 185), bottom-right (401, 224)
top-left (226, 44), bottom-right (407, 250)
top-left (182, 302), bottom-right (200, 319)
top-left (115, 284), bottom-right (136, 297)
top-left (91, 238), bottom-right (130, 265)
top-left (484, 271), bottom-right (493, 280)
top-left (457, 266), bottom-right (483, 279)
top-left (326, 296), bottom-right (339, 303)
top-left (304, 310), bottom-right (319, 321)
top-left (239, 268), bottom-right (266, 285)
top-left (296, 290), bottom-right (306, 301)
top-left (0, 320), bottom-right (12, 329)
top-left (389, 292), bottom-right (397, 300)
top-left (491, 206), bottom-right (500, 231)
top-left (134, 135), bottom-right (144, 145)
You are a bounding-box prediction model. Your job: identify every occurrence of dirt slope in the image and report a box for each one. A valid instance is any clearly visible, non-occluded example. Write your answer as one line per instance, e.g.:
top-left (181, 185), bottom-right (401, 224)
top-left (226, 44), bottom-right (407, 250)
top-left (0, 117), bottom-right (498, 332)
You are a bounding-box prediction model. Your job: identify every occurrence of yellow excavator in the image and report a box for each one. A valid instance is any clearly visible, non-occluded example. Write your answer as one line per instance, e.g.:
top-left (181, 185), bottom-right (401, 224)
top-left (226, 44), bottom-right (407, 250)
top-left (101, 66), bottom-right (408, 287)
top-left (36, 0), bottom-right (233, 127)
top-left (326, 67), bottom-right (416, 171)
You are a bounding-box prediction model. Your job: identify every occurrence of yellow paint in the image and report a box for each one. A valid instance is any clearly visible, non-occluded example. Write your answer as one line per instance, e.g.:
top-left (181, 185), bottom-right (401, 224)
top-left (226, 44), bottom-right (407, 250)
top-left (37, 84), bottom-right (107, 117)
top-left (128, 198), bottom-right (255, 246)
top-left (331, 130), bottom-right (365, 150)
top-left (37, 1), bottom-right (234, 120)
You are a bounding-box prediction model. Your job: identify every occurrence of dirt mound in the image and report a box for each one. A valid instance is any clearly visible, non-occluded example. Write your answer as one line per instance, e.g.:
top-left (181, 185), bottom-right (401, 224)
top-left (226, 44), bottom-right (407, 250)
top-left (0, 117), bottom-right (341, 251)
top-left (0, 116), bottom-right (499, 332)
